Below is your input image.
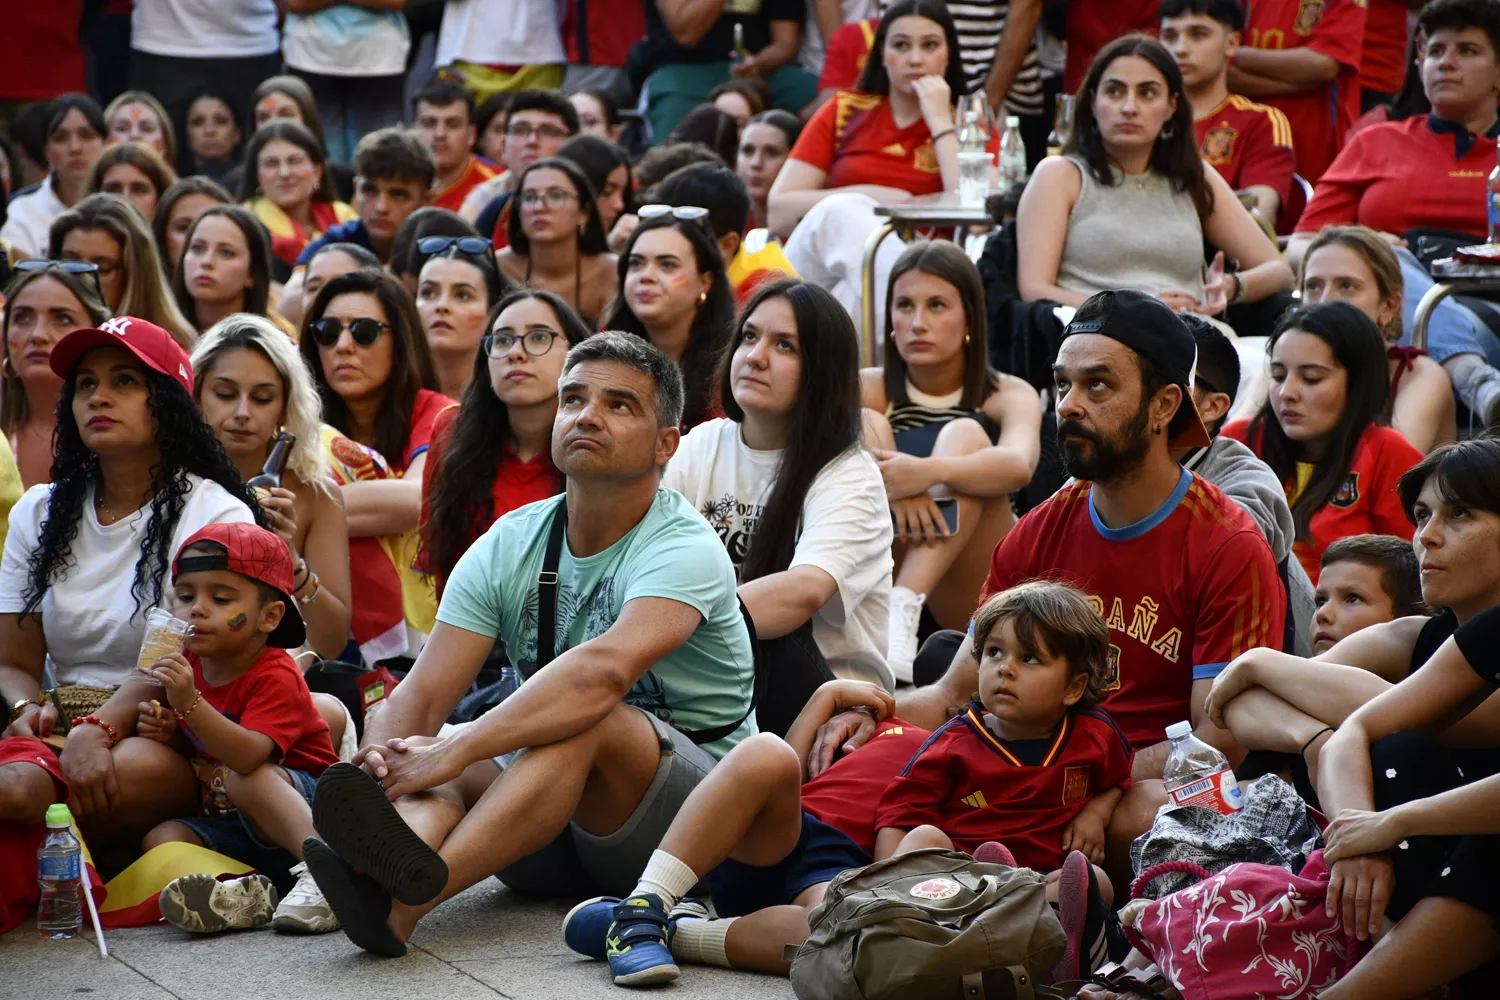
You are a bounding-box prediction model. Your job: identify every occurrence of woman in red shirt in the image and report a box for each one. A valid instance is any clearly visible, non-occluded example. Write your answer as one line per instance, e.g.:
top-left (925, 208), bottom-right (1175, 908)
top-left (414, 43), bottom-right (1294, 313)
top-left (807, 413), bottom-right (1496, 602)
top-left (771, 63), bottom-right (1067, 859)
top-left (418, 289), bottom-right (591, 594)
top-left (1223, 302), bottom-right (1422, 583)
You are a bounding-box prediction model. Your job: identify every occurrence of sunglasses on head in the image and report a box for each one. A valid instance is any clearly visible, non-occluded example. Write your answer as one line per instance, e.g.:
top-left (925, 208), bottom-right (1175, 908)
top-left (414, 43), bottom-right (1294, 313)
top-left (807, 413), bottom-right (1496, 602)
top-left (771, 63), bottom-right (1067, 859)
top-left (416, 235), bottom-right (492, 256)
top-left (14, 258), bottom-right (104, 300)
top-left (309, 316), bottom-right (391, 348)
top-left (636, 204), bottom-right (711, 231)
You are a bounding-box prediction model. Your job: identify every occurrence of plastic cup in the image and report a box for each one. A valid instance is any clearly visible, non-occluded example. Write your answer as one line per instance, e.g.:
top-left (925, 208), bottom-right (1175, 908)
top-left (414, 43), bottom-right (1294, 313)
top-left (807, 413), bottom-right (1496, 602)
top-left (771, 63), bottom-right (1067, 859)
top-left (137, 608), bottom-right (192, 672)
top-left (958, 151), bottom-right (992, 207)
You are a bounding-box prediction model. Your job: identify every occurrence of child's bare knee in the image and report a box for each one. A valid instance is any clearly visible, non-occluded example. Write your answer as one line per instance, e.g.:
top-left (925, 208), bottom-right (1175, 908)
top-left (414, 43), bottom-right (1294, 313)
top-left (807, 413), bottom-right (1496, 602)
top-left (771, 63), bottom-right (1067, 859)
top-left (142, 820), bottom-right (201, 853)
top-left (730, 733), bottom-right (801, 783)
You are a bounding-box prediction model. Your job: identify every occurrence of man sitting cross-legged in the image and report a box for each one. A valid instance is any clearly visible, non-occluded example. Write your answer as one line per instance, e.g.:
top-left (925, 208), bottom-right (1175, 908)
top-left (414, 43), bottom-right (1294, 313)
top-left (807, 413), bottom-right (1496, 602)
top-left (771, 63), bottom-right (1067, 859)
top-left (302, 331), bottom-right (757, 958)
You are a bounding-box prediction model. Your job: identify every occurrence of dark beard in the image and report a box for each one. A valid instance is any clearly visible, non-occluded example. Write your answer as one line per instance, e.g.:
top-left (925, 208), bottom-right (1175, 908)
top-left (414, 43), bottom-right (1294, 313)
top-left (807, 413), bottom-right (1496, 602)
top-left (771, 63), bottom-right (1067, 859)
top-left (1058, 397), bottom-right (1152, 484)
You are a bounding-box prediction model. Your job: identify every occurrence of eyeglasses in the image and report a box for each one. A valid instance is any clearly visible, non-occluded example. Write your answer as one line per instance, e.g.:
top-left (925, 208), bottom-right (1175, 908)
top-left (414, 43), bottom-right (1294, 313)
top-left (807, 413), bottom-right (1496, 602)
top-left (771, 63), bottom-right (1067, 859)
top-left (416, 235), bottom-right (492, 256)
top-left (637, 204), bottom-right (711, 231)
top-left (309, 316), bottom-right (391, 348)
top-left (506, 123), bottom-right (569, 141)
top-left (14, 258), bottom-right (104, 300)
top-left (519, 189), bottom-right (580, 209)
top-left (483, 329), bottom-right (562, 357)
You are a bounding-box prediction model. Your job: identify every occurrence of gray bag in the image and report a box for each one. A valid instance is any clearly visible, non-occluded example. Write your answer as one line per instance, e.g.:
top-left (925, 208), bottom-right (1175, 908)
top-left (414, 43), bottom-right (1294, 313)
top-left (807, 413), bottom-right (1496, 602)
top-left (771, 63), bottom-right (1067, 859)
top-left (790, 848), bottom-right (1066, 1000)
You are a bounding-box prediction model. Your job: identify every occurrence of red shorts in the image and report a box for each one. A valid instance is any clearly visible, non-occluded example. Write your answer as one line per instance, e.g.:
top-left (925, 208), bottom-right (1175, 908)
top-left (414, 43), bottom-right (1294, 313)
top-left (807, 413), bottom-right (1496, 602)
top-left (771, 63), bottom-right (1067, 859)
top-left (0, 737), bottom-right (68, 934)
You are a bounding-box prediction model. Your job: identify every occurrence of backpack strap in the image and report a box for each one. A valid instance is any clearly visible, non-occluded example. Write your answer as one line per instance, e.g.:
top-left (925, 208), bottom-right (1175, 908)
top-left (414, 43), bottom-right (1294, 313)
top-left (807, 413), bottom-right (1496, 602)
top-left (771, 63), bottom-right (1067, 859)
top-left (536, 503), bottom-right (566, 669)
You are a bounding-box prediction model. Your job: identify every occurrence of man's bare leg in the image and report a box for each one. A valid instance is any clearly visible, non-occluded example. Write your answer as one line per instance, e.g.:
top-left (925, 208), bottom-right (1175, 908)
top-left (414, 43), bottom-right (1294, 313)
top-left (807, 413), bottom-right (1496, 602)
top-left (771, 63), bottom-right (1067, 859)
top-left (388, 703), bottom-right (663, 939)
top-left (1105, 779), bottom-right (1166, 896)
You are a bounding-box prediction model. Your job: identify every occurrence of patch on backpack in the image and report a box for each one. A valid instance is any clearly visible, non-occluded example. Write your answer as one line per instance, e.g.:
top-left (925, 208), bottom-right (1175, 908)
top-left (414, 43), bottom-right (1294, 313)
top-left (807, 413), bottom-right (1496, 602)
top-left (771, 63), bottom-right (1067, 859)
top-left (910, 878), bottom-right (962, 900)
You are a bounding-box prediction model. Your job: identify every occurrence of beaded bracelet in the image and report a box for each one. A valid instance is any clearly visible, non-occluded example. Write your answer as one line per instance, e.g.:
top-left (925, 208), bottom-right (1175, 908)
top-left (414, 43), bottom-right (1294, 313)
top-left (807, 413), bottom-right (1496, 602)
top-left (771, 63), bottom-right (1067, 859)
top-left (174, 691), bottom-right (202, 722)
top-left (72, 715), bottom-right (118, 747)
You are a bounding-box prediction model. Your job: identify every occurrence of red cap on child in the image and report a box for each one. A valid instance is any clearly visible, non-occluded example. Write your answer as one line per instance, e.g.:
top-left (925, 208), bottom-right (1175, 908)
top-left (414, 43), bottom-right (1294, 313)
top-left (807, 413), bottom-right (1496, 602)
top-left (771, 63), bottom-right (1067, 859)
top-left (172, 522), bottom-right (306, 648)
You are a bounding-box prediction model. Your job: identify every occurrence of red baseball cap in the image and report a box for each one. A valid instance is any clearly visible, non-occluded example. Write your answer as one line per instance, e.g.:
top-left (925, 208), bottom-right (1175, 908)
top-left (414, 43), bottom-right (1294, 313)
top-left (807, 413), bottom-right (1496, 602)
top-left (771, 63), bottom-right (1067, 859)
top-left (49, 317), bottom-right (194, 395)
top-left (171, 522), bottom-right (306, 648)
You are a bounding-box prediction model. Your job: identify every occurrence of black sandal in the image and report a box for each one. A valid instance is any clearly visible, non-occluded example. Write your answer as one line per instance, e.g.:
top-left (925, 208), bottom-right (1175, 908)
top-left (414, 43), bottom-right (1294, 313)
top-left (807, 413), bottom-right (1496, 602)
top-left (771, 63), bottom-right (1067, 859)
top-left (312, 761), bottom-right (449, 906)
top-left (302, 838), bottom-right (407, 957)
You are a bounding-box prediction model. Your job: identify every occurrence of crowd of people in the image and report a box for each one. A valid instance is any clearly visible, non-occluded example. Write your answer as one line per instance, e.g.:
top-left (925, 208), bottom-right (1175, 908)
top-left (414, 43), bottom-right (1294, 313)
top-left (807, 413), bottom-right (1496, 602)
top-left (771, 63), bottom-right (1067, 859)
top-left (2, 0), bottom-right (1500, 996)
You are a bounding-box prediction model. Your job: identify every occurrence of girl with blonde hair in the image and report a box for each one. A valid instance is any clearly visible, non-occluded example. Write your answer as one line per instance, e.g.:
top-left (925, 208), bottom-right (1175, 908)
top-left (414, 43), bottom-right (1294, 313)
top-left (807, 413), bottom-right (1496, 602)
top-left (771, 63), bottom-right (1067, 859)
top-left (104, 90), bottom-right (177, 165)
top-left (191, 314), bottom-right (352, 662)
top-left (87, 141), bottom-right (179, 222)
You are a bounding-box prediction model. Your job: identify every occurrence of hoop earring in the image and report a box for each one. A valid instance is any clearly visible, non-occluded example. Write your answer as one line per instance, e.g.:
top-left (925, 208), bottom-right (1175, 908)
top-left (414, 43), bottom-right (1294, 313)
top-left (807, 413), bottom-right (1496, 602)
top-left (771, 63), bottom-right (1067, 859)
top-left (0, 356), bottom-right (12, 380)
top-left (1160, 122), bottom-right (1176, 140)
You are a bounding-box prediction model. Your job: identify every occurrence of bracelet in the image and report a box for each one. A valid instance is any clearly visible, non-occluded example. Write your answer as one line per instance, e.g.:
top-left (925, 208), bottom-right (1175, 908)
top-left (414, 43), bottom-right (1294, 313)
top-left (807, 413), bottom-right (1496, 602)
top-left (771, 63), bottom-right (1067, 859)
top-left (1228, 272), bottom-right (1246, 305)
top-left (72, 715), bottom-right (118, 747)
top-left (293, 558), bottom-right (310, 588)
top-left (174, 691), bottom-right (202, 721)
top-left (850, 705), bottom-right (880, 720)
top-left (297, 569), bottom-right (321, 606)
top-left (9, 697), bottom-right (42, 724)
top-left (1301, 726), bottom-right (1334, 757)
top-left (930, 126), bottom-right (957, 144)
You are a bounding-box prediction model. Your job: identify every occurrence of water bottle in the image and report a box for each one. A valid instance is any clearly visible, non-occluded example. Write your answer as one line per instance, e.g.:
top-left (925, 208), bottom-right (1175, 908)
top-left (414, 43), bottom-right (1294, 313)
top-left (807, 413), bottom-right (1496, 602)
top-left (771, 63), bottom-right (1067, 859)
top-left (1487, 143), bottom-right (1500, 243)
top-left (496, 663), bottom-right (522, 701)
top-left (1161, 721), bottom-right (1243, 814)
top-left (999, 116), bottom-right (1028, 189)
top-left (37, 803), bottom-right (82, 939)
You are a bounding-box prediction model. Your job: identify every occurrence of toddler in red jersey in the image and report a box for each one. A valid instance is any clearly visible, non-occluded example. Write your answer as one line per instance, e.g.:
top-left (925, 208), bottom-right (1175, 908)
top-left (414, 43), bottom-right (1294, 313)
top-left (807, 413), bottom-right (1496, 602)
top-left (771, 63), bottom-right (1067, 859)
top-left (125, 523), bottom-right (339, 936)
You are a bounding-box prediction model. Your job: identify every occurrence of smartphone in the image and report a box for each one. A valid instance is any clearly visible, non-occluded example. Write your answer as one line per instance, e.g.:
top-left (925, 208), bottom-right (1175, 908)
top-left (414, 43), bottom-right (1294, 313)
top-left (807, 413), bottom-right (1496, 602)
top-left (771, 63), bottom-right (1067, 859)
top-left (892, 497), bottom-right (960, 535)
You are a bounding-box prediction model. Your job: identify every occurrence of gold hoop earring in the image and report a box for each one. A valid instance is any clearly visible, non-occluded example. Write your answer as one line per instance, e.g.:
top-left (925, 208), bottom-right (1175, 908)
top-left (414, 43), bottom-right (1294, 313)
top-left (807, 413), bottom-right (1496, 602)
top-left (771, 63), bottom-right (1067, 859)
top-left (0, 356), bottom-right (13, 379)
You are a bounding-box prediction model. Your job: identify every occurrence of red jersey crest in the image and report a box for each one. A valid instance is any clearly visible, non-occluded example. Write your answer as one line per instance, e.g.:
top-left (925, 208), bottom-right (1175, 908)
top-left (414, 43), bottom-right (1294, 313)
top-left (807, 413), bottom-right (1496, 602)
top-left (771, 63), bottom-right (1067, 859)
top-left (1330, 472), bottom-right (1361, 508)
top-left (1202, 126), bottom-right (1238, 165)
top-left (1294, 0), bottom-right (1326, 35)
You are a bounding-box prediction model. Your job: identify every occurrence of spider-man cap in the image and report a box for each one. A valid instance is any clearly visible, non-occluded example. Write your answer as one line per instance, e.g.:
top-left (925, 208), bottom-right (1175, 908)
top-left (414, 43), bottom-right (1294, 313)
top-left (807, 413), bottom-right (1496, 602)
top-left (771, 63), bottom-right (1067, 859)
top-left (50, 316), bottom-right (194, 395)
top-left (171, 522), bottom-right (307, 648)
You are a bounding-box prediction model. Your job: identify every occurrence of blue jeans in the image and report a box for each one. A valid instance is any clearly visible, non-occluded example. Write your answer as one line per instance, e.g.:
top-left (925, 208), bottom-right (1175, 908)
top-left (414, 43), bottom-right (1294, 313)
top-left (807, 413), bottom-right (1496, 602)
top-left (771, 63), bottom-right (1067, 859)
top-left (293, 70), bottom-right (407, 163)
top-left (1397, 248), bottom-right (1500, 367)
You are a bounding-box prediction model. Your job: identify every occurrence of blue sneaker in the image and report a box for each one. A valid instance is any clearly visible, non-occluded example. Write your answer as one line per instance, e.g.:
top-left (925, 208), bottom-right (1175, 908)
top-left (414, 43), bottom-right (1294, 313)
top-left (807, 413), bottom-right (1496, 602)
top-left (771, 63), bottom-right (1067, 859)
top-left (562, 895), bottom-right (619, 960)
top-left (606, 894), bottom-right (679, 986)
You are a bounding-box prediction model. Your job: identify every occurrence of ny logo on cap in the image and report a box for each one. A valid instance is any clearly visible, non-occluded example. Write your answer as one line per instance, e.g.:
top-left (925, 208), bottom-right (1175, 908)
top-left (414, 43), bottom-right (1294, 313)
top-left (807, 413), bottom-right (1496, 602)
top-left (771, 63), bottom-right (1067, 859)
top-left (101, 318), bottom-right (133, 337)
top-left (178, 364), bottom-right (189, 380)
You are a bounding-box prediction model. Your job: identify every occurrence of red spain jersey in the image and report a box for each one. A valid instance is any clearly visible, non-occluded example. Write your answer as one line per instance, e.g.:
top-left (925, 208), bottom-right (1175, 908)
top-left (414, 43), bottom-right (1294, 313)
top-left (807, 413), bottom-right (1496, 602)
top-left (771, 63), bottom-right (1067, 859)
top-left (182, 647), bottom-right (338, 776)
top-left (983, 470), bottom-right (1285, 749)
top-left (432, 155), bottom-right (499, 214)
top-left (819, 18), bottom-right (878, 92)
top-left (1242, 0), bottom-right (1366, 181)
top-left (1360, 0), bottom-right (1409, 95)
top-left (1296, 115), bottom-right (1500, 239)
top-left (1065, 0), bottom-right (1161, 94)
top-left (875, 705), bottom-right (1134, 871)
top-left (790, 91), bottom-right (1001, 196)
top-left (1222, 419), bottom-right (1421, 584)
top-left (801, 717), bottom-right (930, 855)
top-left (1195, 94), bottom-right (1296, 204)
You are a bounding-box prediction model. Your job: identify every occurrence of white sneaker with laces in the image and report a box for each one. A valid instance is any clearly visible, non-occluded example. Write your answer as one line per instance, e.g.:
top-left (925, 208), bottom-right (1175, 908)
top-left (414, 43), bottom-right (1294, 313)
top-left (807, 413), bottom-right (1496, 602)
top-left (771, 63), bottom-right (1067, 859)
top-left (887, 586), bottom-right (926, 684)
top-left (271, 861), bottom-right (340, 933)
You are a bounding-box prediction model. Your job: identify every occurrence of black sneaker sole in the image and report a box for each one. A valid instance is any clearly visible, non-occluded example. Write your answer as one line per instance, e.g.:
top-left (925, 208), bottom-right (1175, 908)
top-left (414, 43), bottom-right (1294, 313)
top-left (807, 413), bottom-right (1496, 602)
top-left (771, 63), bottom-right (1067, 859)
top-left (302, 838), bottom-right (408, 957)
top-left (312, 762), bottom-right (449, 906)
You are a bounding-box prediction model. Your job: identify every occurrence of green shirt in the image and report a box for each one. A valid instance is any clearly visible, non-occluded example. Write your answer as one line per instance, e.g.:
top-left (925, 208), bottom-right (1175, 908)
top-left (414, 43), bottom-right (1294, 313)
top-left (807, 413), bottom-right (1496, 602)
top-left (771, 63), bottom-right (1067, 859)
top-left (437, 489), bottom-right (756, 759)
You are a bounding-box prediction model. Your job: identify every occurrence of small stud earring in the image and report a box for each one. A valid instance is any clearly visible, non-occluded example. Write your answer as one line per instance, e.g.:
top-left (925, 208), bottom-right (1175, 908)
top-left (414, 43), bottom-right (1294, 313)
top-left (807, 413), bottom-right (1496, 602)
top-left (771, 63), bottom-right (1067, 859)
top-left (964, 334), bottom-right (971, 346)
top-left (698, 291), bottom-right (708, 305)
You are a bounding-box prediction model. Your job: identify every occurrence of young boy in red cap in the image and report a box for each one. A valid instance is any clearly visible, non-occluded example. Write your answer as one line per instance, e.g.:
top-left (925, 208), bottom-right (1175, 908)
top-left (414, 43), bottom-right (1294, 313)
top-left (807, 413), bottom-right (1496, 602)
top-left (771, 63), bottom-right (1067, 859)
top-left (128, 523), bottom-right (339, 936)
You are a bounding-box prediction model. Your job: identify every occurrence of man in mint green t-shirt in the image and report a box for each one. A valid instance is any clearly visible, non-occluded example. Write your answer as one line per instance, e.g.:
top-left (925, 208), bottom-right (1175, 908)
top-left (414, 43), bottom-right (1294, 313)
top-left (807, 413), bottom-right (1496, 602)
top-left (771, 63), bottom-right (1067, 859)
top-left (305, 333), bottom-right (756, 957)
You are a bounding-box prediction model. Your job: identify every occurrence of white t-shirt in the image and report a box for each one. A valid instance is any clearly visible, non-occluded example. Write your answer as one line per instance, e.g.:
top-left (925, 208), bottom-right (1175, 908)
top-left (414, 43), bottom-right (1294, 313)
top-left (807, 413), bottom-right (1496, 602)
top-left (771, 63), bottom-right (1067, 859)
top-left (435, 0), bottom-right (566, 68)
top-left (131, 0), bottom-right (280, 58)
top-left (0, 477), bottom-right (254, 689)
top-left (284, 7), bottom-right (411, 77)
top-left (663, 418), bottom-right (894, 689)
top-left (1, 179), bottom-right (68, 261)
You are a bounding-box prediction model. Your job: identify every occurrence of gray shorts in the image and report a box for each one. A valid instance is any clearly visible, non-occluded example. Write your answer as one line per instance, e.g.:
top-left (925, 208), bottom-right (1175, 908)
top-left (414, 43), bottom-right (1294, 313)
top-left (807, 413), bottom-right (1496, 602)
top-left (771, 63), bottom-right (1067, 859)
top-left (493, 707), bottom-right (716, 899)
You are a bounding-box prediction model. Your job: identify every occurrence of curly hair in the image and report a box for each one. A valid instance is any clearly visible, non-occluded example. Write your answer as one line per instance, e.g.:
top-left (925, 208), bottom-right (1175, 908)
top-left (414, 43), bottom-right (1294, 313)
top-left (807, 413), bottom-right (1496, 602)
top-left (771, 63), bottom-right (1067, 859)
top-left (22, 372), bottom-right (268, 620)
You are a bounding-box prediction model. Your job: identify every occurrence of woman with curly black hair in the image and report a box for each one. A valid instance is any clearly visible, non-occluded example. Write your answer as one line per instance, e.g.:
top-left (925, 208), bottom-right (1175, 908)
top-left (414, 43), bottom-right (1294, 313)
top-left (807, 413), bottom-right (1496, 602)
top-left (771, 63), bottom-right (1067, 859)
top-left (600, 212), bottom-right (736, 432)
top-left (0, 316), bottom-right (259, 847)
top-left (418, 288), bottom-right (591, 594)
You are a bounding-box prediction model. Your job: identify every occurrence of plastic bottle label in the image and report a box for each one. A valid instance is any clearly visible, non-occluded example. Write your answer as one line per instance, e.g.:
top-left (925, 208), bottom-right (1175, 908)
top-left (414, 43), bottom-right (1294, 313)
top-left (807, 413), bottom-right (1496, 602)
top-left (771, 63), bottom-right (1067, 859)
top-left (39, 854), bottom-right (81, 881)
top-left (1489, 192), bottom-right (1500, 229)
top-left (1166, 765), bottom-right (1244, 814)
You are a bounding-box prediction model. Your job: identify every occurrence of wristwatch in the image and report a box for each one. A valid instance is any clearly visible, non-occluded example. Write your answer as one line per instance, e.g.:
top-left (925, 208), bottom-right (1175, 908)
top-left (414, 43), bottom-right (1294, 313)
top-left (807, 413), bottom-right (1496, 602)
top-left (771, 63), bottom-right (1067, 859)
top-left (8, 697), bottom-right (41, 724)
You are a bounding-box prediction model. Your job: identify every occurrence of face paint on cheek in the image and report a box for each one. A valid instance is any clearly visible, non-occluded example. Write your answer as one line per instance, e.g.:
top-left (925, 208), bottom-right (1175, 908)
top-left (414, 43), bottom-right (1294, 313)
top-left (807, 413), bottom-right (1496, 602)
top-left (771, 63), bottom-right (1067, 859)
top-left (226, 610), bottom-right (248, 632)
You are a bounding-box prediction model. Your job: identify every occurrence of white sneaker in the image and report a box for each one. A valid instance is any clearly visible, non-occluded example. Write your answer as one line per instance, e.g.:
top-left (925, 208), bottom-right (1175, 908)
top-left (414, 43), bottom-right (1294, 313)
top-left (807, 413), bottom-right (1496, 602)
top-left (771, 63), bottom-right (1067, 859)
top-left (271, 861), bottom-right (340, 933)
top-left (159, 872), bottom-right (278, 934)
top-left (887, 586), bottom-right (926, 684)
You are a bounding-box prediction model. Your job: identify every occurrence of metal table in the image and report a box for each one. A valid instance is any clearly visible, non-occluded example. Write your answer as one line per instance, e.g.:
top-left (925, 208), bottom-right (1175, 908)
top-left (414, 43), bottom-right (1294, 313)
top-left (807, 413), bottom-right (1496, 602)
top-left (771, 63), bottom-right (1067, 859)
top-left (859, 199), bottom-right (995, 365)
top-left (1412, 257), bottom-right (1500, 352)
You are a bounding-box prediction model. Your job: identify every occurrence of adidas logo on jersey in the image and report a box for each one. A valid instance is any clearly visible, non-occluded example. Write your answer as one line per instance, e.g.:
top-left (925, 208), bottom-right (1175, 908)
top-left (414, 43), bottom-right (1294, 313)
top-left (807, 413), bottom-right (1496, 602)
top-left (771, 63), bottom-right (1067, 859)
top-left (960, 790), bottom-right (989, 808)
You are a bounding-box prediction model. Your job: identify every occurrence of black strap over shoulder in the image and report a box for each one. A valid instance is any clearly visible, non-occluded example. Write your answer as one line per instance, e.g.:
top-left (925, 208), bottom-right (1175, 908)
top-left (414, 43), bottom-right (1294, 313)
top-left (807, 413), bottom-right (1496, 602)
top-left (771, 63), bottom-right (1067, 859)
top-left (532, 501), bottom-right (762, 746)
top-left (536, 503), bottom-right (566, 669)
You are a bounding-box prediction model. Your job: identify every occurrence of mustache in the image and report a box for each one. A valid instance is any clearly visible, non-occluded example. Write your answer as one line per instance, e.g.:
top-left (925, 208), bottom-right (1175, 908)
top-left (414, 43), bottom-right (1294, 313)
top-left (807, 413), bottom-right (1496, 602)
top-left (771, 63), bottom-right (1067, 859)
top-left (1057, 420), bottom-right (1101, 447)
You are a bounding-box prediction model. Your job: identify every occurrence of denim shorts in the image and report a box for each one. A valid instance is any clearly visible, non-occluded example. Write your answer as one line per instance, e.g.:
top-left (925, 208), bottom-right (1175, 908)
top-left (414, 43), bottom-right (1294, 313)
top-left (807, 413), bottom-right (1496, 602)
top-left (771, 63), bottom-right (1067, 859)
top-left (176, 767), bottom-right (319, 893)
top-left (707, 811), bottom-right (870, 918)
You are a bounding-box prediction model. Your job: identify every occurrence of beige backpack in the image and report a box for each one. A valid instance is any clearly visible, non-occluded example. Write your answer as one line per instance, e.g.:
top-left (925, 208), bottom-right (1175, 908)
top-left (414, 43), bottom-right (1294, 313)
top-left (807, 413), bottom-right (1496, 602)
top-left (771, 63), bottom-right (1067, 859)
top-left (790, 848), bottom-right (1066, 1000)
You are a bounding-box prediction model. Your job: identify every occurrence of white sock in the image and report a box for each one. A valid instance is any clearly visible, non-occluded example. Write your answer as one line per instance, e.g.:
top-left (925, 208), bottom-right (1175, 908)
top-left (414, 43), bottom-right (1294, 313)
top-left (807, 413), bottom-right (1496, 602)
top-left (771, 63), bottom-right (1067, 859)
top-left (1452, 357), bottom-right (1500, 424)
top-left (631, 850), bottom-right (699, 911)
top-left (669, 916), bottom-right (737, 967)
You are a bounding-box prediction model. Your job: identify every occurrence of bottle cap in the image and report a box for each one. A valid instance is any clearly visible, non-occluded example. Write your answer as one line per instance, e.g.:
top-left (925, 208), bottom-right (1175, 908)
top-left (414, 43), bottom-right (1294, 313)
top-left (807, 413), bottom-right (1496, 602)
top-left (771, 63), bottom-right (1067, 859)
top-left (1165, 721), bottom-right (1193, 740)
top-left (1006, 115), bottom-right (1020, 127)
top-left (45, 803), bottom-right (72, 828)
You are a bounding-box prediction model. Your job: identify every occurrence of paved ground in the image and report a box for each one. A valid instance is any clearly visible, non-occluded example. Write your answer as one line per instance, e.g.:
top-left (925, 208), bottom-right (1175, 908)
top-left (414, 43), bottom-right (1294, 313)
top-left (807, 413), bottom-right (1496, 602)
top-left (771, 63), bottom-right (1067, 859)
top-left (5, 882), bottom-right (798, 1000)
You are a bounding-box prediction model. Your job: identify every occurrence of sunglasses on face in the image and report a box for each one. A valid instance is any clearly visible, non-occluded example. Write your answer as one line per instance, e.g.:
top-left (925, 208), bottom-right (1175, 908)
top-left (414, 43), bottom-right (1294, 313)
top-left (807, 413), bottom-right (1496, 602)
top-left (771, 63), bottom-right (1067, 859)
top-left (636, 204), bottom-right (711, 231)
top-left (14, 258), bottom-right (104, 300)
top-left (484, 328), bottom-right (562, 357)
top-left (416, 235), bottom-right (492, 256)
top-left (309, 316), bottom-right (391, 348)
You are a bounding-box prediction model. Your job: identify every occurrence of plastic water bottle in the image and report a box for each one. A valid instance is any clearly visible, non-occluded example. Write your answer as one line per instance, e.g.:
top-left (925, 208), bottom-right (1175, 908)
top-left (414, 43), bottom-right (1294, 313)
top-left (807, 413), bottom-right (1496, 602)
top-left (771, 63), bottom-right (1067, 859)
top-left (1162, 721), bottom-right (1244, 814)
top-left (37, 803), bottom-right (82, 939)
top-left (1487, 142), bottom-right (1500, 243)
top-left (999, 116), bottom-right (1028, 189)
top-left (496, 663), bottom-right (522, 701)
